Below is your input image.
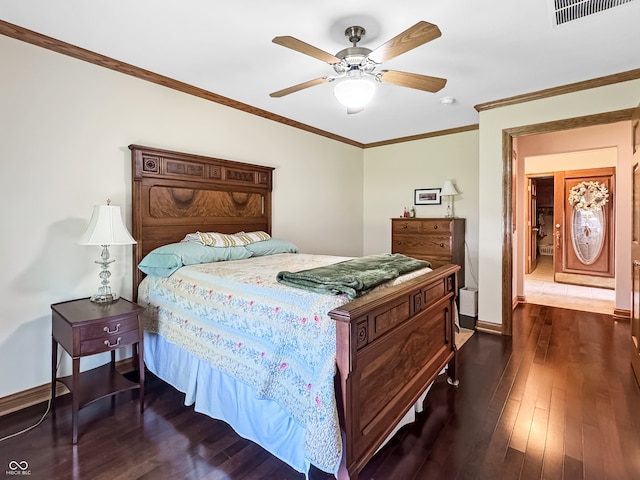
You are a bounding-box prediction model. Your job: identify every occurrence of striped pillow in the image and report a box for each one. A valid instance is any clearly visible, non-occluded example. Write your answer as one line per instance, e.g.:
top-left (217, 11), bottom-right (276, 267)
top-left (183, 231), bottom-right (271, 247)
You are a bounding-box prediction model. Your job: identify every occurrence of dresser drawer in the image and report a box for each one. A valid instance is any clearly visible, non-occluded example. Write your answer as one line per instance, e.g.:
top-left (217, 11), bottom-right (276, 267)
top-left (79, 315), bottom-right (139, 341)
top-left (392, 220), bottom-right (422, 234)
top-left (392, 234), bottom-right (453, 254)
top-left (80, 328), bottom-right (141, 356)
top-left (392, 219), bottom-right (454, 234)
top-left (421, 256), bottom-right (452, 269)
top-left (416, 219), bottom-right (453, 233)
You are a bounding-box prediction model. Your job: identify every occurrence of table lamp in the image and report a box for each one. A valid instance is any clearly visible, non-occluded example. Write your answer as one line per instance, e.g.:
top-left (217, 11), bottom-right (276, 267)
top-left (441, 180), bottom-right (459, 218)
top-left (78, 199), bottom-right (136, 303)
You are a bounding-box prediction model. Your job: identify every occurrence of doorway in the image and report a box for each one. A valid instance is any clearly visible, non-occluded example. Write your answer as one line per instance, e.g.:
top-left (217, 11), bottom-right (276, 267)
top-left (499, 109), bottom-right (635, 335)
top-left (523, 173), bottom-right (615, 314)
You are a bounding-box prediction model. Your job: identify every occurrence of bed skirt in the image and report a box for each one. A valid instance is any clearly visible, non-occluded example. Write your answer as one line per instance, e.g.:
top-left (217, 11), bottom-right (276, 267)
top-left (144, 331), bottom-right (437, 477)
top-left (144, 331), bottom-right (310, 474)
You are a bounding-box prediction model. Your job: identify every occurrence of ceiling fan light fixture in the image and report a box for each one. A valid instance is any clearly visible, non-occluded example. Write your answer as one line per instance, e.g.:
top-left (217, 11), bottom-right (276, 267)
top-left (333, 77), bottom-right (376, 111)
top-left (271, 21), bottom-right (447, 109)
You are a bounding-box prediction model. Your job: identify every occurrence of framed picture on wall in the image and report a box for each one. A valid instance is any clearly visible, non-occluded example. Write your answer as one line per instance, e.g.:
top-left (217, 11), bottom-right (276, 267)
top-left (414, 188), bottom-right (441, 205)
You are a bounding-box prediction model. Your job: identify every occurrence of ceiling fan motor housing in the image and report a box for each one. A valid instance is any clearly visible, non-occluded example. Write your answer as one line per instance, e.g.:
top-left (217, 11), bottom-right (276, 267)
top-left (333, 46), bottom-right (376, 75)
top-left (333, 25), bottom-right (378, 75)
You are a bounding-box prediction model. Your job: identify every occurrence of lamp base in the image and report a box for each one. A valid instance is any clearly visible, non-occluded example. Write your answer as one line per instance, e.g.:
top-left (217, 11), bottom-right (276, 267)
top-left (90, 245), bottom-right (119, 304)
top-left (90, 292), bottom-right (119, 304)
top-left (445, 199), bottom-right (455, 218)
top-left (445, 206), bottom-right (453, 218)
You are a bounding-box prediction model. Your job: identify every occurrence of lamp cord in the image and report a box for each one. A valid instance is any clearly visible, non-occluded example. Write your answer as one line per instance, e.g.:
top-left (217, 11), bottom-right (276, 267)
top-left (464, 241), bottom-right (479, 287)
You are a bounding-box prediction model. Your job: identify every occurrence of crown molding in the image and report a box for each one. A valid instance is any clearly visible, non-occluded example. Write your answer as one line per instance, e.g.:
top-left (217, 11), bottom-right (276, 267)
top-left (364, 124), bottom-right (479, 148)
top-left (2, 20), bottom-right (637, 149)
top-left (475, 68), bottom-right (640, 112)
top-left (0, 20), bottom-right (364, 148)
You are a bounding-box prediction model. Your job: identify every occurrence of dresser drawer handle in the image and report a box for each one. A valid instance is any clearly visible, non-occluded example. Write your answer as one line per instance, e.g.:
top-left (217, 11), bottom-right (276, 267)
top-left (433, 225), bottom-right (438, 229)
top-left (103, 323), bottom-right (121, 334)
top-left (440, 243), bottom-right (445, 248)
top-left (402, 224), bottom-right (408, 229)
top-left (104, 337), bottom-right (122, 348)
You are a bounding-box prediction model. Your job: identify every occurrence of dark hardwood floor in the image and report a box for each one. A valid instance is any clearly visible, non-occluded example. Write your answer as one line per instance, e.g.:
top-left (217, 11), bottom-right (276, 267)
top-left (2, 303), bottom-right (640, 479)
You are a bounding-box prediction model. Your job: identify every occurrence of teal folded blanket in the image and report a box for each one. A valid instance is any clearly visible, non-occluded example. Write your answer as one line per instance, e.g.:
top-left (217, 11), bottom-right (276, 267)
top-left (276, 253), bottom-right (431, 300)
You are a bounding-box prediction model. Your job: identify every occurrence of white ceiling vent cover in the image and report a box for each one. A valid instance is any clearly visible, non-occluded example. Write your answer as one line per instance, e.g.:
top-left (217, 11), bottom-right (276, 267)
top-left (553, 0), bottom-right (638, 25)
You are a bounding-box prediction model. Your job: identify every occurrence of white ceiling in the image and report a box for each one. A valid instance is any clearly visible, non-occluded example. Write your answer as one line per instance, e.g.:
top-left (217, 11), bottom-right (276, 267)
top-left (2, 0), bottom-right (640, 144)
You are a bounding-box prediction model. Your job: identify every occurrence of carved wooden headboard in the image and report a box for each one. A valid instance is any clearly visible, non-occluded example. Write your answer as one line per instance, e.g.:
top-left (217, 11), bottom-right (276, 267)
top-left (130, 144), bottom-right (274, 297)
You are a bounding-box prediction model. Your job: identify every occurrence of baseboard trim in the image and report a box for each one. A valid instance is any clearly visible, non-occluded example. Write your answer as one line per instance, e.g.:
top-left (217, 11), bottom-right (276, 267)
top-left (0, 360), bottom-right (135, 417)
top-left (0, 382), bottom-right (69, 417)
top-left (476, 320), bottom-right (503, 335)
top-left (614, 308), bottom-right (631, 322)
top-left (513, 296), bottom-right (526, 309)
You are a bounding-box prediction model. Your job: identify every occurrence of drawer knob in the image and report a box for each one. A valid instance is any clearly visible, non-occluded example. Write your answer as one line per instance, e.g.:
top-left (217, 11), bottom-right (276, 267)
top-left (103, 323), bottom-right (121, 334)
top-left (104, 337), bottom-right (122, 348)
top-left (402, 224), bottom-right (408, 229)
top-left (440, 243), bottom-right (445, 248)
top-left (433, 225), bottom-right (438, 229)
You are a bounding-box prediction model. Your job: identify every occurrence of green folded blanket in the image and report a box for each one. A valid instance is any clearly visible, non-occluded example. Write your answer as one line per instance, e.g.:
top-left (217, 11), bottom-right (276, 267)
top-left (276, 253), bottom-right (431, 300)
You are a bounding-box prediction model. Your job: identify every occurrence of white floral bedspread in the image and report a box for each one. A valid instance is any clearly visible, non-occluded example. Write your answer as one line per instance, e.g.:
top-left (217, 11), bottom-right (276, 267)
top-left (138, 253), bottom-right (432, 474)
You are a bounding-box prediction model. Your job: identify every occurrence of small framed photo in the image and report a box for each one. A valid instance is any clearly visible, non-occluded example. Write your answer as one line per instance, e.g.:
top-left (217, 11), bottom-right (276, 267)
top-left (414, 188), bottom-right (442, 205)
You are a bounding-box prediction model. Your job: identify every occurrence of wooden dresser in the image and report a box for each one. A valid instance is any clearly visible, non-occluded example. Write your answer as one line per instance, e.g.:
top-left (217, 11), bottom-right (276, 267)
top-left (391, 217), bottom-right (465, 289)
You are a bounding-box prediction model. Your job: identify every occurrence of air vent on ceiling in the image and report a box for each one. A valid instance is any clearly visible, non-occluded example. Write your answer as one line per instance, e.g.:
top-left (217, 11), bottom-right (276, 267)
top-left (553, 0), bottom-right (637, 25)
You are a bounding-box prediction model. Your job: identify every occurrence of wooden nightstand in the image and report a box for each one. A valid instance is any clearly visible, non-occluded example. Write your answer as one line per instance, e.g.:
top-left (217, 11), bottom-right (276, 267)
top-left (51, 297), bottom-right (144, 444)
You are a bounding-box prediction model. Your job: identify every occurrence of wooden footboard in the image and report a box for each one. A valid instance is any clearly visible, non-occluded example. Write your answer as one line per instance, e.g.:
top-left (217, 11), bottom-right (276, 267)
top-left (329, 264), bottom-right (459, 480)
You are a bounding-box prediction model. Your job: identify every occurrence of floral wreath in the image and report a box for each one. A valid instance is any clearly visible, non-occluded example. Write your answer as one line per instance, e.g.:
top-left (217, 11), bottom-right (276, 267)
top-left (568, 181), bottom-right (609, 211)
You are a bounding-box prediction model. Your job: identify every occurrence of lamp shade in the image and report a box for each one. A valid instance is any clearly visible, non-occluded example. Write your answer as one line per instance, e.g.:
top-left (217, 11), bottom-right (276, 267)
top-left (441, 180), bottom-right (459, 196)
top-left (78, 204), bottom-right (136, 245)
top-left (334, 78), bottom-right (376, 110)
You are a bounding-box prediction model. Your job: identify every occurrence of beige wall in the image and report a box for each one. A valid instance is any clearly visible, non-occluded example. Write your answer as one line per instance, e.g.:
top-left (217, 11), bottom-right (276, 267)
top-left (0, 35), bottom-right (364, 398)
top-left (362, 131), bottom-right (480, 289)
top-left (478, 82), bottom-right (640, 327)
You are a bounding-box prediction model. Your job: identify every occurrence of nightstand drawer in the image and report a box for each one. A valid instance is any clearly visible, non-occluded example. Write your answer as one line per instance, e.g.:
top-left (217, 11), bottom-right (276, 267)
top-left (80, 315), bottom-right (139, 341)
top-left (80, 328), bottom-right (141, 356)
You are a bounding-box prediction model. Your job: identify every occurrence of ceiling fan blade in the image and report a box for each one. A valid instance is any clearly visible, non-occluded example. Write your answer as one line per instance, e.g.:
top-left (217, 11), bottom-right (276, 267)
top-left (378, 70), bottom-right (447, 93)
top-left (368, 21), bottom-right (441, 64)
top-left (269, 77), bottom-right (331, 98)
top-left (272, 36), bottom-right (342, 64)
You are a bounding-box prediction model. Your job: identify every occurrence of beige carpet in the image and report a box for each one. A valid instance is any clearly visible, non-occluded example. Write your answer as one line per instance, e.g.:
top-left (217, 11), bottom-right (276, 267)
top-left (456, 327), bottom-right (474, 349)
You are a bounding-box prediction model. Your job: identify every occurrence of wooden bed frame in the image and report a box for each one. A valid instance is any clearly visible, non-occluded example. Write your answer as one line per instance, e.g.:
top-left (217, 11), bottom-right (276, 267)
top-left (130, 144), bottom-right (459, 480)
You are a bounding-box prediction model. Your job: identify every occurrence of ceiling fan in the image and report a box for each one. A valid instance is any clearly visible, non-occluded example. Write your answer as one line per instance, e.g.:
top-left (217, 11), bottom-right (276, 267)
top-left (270, 21), bottom-right (447, 114)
